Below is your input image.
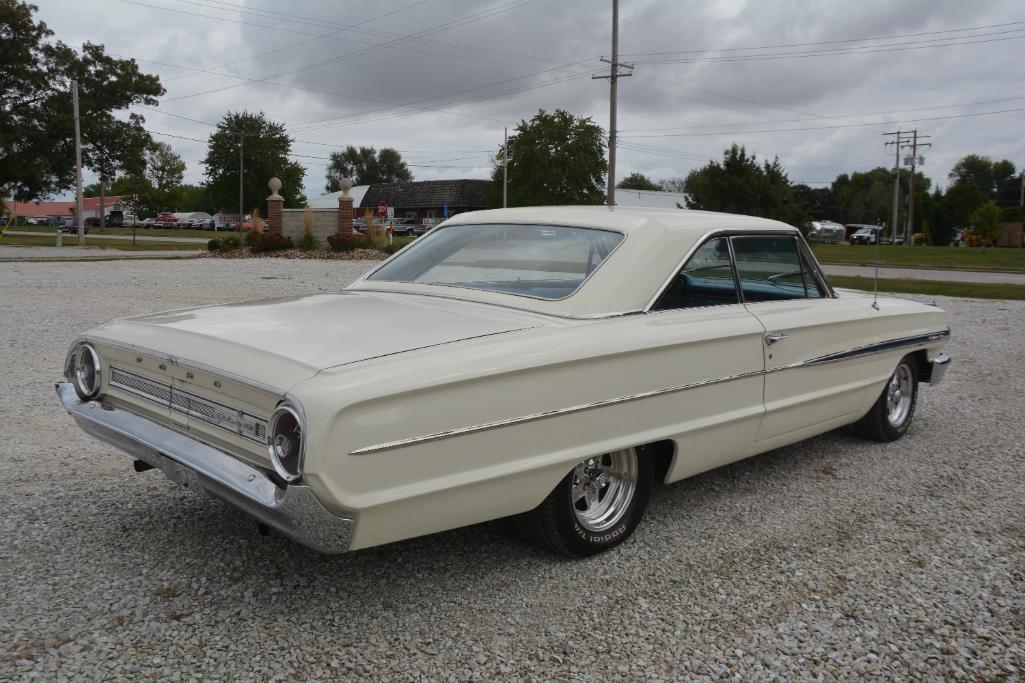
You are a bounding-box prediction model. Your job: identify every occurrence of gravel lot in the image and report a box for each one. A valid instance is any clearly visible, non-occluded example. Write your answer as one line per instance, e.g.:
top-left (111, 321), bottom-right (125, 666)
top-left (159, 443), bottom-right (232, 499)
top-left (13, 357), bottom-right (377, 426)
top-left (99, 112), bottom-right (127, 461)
top-left (2, 258), bottom-right (1023, 681)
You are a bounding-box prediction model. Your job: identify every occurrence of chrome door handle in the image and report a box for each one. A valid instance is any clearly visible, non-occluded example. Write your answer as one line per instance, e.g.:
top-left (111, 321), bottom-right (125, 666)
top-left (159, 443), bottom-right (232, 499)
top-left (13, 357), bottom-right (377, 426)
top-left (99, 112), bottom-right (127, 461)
top-left (765, 334), bottom-right (789, 345)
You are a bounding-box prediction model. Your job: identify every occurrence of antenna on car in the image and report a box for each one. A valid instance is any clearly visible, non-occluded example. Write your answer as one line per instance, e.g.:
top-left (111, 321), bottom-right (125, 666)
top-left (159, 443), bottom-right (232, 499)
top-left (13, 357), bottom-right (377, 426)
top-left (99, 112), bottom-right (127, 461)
top-left (871, 221), bottom-right (881, 310)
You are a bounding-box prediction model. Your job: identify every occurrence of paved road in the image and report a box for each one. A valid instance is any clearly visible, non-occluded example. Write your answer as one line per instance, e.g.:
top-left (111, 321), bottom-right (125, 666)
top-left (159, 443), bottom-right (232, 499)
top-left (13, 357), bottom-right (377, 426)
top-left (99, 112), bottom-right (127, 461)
top-left (821, 262), bottom-right (1025, 285)
top-left (0, 246), bottom-right (201, 261)
top-left (4, 229), bottom-right (209, 244)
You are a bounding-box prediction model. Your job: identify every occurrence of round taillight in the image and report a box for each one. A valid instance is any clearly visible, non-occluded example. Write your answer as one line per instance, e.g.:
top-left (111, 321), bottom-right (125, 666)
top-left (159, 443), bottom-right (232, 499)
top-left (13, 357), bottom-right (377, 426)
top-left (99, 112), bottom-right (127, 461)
top-left (268, 404), bottom-right (303, 482)
top-left (73, 344), bottom-right (102, 399)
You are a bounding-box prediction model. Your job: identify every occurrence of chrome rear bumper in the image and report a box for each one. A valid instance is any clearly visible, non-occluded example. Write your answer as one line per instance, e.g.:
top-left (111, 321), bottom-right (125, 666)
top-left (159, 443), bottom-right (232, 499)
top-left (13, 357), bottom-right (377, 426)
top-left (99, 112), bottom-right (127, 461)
top-left (927, 353), bottom-right (952, 386)
top-left (56, 382), bottom-right (353, 553)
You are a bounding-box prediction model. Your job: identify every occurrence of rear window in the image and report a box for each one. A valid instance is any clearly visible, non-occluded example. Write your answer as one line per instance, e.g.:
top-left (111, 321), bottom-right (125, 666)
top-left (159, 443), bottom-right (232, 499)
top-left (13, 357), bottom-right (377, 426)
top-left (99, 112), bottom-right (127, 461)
top-left (367, 223), bottom-right (624, 300)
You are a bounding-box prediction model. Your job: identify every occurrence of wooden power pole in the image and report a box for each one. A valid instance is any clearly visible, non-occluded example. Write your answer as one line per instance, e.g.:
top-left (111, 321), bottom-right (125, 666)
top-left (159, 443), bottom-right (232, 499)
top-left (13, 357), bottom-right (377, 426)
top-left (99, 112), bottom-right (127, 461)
top-left (72, 79), bottom-right (84, 247)
top-left (901, 130), bottom-right (931, 246)
top-left (594, 0), bottom-right (632, 207)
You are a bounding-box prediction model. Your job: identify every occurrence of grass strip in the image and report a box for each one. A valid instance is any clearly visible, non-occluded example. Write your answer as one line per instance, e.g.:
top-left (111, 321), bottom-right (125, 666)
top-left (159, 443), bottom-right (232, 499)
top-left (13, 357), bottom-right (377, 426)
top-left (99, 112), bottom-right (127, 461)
top-left (811, 243), bottom-right (1025, 272)
top-left (0, 234), bottom-right (200, 251)
top-left (12, 225), bottom-right (213, 238)
top-left (829, 275), bottom-right (1025, 301)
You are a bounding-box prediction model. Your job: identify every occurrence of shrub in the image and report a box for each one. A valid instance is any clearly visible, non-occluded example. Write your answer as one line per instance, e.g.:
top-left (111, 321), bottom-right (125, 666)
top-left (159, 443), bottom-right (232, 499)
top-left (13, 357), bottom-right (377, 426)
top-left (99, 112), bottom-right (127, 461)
top-left (250, 232), bottom-right (293, 253)
top-left (911, 232), bottom-right (929, 246)
top-left (327, 232), bottom-right (371, 252)
top-left (219, 234), bottom-right (241, 251)
top-left (297, 233), bottom-right (318, 251)
top-left (379, 242), bottom-right (404, 255)
top-left (207, 238), bottom-right (220, 251)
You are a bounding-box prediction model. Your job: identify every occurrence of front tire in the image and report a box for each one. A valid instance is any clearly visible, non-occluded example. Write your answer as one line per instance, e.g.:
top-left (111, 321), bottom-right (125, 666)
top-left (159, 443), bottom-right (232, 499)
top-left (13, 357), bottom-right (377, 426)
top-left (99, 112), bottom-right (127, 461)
top-left (516, 448), bottom-right (652, 557)
top-left (855, 354), bottom-right (919, 442)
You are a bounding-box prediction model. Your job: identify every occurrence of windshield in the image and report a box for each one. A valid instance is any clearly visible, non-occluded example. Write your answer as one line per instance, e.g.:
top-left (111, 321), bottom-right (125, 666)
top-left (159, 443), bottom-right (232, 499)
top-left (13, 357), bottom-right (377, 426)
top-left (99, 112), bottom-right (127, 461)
top-left (855, 228), bottom-right (875, 235)
top-left (367, 223), bottom-right (625, 300)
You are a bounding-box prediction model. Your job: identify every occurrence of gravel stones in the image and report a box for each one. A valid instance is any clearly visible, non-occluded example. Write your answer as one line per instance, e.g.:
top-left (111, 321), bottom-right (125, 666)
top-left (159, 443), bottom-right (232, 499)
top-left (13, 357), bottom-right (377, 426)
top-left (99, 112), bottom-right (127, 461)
top-left (1, 259), bottom-right (1023, 680)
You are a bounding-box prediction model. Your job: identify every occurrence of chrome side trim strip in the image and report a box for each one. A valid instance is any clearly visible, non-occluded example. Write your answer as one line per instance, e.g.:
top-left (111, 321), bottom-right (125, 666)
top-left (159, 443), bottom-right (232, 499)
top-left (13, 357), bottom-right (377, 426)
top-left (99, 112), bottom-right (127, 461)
top-left (349, 368), bottom-right (765, 455)
top-left (801, 330), bottom-right (950, 367)
top-left (350, 328), bottom-right (950, 456)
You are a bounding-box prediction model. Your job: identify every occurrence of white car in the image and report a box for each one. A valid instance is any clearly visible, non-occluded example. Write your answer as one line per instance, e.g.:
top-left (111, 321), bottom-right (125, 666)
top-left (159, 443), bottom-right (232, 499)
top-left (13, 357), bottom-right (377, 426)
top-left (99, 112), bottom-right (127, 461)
top-left (57, 207), bottom-right (951, 557)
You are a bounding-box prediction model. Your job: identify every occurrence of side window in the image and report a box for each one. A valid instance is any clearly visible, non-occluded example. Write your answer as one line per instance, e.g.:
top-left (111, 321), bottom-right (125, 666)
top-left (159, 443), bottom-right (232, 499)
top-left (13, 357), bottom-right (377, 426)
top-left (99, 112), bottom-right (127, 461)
top-left (798, 246), bottom-right (827, 298)
top-left (731, 236), bottom-right (820, 302)
top-left (653, 238), bottom-right (739, 310)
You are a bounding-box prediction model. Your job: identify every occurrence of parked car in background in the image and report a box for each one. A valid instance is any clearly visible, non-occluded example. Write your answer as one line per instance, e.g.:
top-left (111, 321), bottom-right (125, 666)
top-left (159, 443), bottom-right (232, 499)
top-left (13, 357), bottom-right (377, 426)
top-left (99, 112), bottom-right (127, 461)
top-left (807, 221), bottom-right (845, 243)
top-left (58, 206), bottom-right (951, 558)
top-left (388, 218), bottom-right (419, 236)
top-left (848, 225), bottom-right (884, 245)
top-left (138, 218), bottom-right (156, 228)
top-left (154, 212), bottom-right (179, 228)
top-left (59, 219), bottom-right (88, 234)
top-left (26, 216), bottom-right (53, 226)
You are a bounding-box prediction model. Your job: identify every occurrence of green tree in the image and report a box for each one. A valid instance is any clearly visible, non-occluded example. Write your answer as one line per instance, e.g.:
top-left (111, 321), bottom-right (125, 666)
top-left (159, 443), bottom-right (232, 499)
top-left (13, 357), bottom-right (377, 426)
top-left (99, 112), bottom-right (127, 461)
top-left (659, 177), bottom-right (686, 193)
top-left (202, 111), bottom-right (305, 214)
top-left (969, 200), bottom-right (1001, 245)
top-left (489, 109), bottom-right (606, 207)
top-left (683, 144), bottom-right (807, 226)
top-left (617, 172), bottom-right (659, 191)
top-left (791, 184), bottom-right (837, 222)
top-left (948, 155), bottom-right (1015, 197)
top-left (324, 146), bottom-right (412, 191)
top-left (0, 0), bottom-right (163, 200)
top-left (944, 181), bottom-right (987, 227)
top-left (145, 141), bottom-right (185, 195)
top-left (921, 189), bottom-right (955, 246)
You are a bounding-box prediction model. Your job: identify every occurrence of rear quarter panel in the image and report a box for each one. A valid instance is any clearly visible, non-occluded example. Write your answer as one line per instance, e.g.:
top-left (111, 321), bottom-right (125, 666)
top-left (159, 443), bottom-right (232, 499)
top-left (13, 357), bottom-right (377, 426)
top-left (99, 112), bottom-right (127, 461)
top-left (292, 306), bottom-right (766, 550)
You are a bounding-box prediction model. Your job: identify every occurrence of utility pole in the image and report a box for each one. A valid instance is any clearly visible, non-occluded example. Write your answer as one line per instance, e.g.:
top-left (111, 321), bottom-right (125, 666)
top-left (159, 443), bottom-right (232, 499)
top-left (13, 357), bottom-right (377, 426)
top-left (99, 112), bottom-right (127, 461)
top-left (882, 130), bottom-right (904, 244)
top-left (239, 132), bottom-right (244, 223)
top-left (502, 126), bottom-right (512, 208)
top-left (1019, 170), bottom-right (1023, 207)
top-left (593, 0), bottom-right (632, 207)
top-left (72, 79), bottom-right (85, 247)
top-left (900, 129), bottom-right (931, 246)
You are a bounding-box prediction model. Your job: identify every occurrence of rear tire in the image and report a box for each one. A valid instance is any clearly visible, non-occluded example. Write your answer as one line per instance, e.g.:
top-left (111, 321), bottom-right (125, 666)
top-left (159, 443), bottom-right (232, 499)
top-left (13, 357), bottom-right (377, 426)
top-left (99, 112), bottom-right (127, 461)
top-left (516, 448), bottom-right (652, 557)
top-left (855, 354), bottom-right (918, 442)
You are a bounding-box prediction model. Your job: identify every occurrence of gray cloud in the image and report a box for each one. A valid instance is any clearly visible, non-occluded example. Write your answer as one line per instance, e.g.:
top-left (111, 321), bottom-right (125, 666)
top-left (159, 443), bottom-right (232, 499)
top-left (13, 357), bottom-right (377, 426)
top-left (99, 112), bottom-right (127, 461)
top-left (37, 0), bottom-right (1025, 198)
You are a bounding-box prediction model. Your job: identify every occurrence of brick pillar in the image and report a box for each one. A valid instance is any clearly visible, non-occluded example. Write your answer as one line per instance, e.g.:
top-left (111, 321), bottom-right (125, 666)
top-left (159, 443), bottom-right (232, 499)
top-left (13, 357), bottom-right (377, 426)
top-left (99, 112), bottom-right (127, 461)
top-left (266, 177), bottom-right (283, 236)
top-left (336, 177), bottom-right (354, 234)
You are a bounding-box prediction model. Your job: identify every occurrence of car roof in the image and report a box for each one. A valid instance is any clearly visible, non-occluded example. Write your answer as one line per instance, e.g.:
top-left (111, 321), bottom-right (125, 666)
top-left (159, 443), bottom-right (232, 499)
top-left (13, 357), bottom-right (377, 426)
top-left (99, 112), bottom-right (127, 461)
top-left (351, 206), bottom-right (802, 318)
top-left (443, 205), bottom-right (795, 239)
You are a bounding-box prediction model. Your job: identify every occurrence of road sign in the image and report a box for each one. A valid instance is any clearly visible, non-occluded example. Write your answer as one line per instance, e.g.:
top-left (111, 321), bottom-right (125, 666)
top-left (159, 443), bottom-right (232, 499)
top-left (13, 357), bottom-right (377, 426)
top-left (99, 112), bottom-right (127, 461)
top-left (377, 200), bottom-right (387, 217)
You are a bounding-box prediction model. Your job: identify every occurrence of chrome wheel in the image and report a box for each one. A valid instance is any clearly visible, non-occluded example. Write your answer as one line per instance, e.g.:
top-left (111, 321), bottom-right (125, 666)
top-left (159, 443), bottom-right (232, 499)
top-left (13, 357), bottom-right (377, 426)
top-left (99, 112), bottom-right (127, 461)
top-left (571, 449), bottom-right (638, 533)
top-left (886, 363), bottom-right (914, 427)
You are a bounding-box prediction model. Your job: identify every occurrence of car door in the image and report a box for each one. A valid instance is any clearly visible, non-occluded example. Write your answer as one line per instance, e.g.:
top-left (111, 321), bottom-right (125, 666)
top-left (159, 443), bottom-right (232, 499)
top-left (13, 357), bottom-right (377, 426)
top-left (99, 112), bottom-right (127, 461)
top-left (730, 234), bottom-right (876, 442)
top-left (647, 236), bottom-right (767, 480)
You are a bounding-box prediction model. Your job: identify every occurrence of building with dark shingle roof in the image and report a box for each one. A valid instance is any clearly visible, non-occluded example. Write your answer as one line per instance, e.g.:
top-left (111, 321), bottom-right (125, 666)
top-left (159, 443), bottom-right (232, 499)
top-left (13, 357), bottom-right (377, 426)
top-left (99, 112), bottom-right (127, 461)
top-left (359, 179), bottom-right (493, 223)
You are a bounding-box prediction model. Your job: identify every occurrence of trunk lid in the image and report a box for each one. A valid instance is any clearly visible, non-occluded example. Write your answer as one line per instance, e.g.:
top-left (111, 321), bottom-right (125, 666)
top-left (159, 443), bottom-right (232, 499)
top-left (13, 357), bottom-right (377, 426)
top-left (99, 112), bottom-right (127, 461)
top-left (89, 291), bottom-right (547, 391)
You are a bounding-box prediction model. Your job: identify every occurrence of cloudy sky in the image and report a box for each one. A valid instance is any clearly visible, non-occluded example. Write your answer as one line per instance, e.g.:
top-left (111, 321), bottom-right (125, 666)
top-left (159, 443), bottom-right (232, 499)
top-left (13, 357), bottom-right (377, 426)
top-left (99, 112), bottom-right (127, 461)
top-left (36, 0), bottom-right (1025, 200)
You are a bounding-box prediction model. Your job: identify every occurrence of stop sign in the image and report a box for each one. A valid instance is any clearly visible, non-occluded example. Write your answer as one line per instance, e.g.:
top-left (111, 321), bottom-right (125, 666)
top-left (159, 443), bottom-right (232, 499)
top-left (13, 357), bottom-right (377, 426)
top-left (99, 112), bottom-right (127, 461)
top-left (377, 200), bottom-right (387, 217)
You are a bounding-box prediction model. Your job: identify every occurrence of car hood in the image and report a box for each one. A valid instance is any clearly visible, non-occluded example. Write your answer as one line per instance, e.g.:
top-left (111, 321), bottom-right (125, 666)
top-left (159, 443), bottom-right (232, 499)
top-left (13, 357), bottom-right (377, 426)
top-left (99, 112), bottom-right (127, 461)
top-left (87, 291), bottom-right (548, 391)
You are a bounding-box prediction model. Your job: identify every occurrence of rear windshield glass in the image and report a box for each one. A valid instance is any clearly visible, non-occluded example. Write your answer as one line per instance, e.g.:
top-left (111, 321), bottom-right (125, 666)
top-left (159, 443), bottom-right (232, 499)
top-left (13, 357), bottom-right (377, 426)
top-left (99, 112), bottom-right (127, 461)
top-left (367, 223), bottom-right (624, 300)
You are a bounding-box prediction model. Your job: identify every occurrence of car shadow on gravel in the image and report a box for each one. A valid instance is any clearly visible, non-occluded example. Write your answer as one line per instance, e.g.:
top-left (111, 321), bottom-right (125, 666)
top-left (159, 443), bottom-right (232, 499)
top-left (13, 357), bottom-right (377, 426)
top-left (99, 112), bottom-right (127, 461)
top-left (89, 425), bottom-right (873, 617)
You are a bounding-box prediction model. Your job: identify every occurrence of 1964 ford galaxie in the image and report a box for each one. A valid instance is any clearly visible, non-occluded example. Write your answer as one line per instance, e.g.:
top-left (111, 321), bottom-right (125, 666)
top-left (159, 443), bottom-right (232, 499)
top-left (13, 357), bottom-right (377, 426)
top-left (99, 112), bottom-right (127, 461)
top-left (58, 207), bottom-right (951, 557)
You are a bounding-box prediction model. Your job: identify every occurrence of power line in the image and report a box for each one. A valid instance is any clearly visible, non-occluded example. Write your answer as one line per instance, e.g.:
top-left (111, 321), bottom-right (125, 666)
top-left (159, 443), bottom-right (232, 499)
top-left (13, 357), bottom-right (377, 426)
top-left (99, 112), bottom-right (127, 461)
top-left (621, 19), bottom-right (1025, 57)
top-left (619, 106), bottom-right (1025, 138)
top-left (628, 28), bottom-right (1025, 65)
top-left (617, 96), bottom-right (1025, 133)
